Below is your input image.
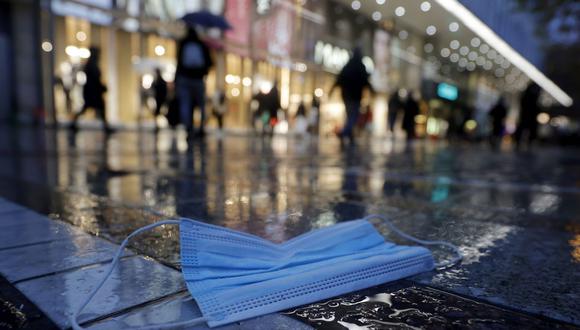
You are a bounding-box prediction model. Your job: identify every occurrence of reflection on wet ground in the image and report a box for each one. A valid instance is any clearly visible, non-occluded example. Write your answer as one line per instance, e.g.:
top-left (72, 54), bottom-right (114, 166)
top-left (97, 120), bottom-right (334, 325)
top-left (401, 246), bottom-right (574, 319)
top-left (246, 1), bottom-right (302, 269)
top-left (0, 126), bottom-right (579, 325)
top-left (286, 281), bottom-right (576, 329)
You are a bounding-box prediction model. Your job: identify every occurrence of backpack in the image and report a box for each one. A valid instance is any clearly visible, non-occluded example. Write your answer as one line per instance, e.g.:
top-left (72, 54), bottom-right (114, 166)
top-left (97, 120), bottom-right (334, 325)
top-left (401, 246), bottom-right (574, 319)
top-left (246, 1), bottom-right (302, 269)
top-left (182, 42), bottom-right (205, 69)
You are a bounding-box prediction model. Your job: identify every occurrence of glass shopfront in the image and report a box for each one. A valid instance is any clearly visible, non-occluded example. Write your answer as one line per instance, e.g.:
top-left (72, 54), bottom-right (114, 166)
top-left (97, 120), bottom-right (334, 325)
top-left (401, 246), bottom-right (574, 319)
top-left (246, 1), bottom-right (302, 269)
top-left (43, 0), bottom-right (392, 134)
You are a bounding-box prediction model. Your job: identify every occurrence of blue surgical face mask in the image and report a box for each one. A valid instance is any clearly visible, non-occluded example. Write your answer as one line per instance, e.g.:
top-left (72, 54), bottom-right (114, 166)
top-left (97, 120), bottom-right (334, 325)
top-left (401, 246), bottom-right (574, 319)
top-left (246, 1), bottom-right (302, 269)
top-left (70, 215), bottom-right (461, 329)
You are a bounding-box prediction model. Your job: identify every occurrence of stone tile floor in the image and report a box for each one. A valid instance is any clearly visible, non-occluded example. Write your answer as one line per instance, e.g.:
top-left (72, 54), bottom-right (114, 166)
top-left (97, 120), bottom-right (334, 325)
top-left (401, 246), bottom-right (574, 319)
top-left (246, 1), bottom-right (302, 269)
top-left (0, 126), bottom-right (579, 328)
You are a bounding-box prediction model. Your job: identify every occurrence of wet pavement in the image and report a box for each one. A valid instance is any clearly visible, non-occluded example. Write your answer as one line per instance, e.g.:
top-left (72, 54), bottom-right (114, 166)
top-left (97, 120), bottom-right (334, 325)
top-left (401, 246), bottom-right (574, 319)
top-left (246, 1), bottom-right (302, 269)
top-left (0, 125), bottom-right (579, 328)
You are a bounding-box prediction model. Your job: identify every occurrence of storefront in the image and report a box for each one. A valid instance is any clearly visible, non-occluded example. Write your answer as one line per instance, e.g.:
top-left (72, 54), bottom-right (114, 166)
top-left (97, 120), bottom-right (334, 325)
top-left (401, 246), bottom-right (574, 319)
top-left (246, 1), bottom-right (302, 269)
top-left (41, 0), bottom-right (422, 135)
top-left (45, 0), bottom-right (224, 128)
top-left (40, 0), bottom-right (384, 132)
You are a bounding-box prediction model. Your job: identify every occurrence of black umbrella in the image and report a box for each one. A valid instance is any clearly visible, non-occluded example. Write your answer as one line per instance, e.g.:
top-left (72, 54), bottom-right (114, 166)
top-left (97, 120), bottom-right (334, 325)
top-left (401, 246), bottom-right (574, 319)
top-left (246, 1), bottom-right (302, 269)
top-left (181, 10), bottom-right (232, 30)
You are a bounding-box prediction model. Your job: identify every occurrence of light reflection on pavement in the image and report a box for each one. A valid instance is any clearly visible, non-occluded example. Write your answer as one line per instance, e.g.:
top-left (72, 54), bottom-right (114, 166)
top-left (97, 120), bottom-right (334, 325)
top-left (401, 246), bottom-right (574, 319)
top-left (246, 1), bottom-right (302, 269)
top-left (0, 127), bottom-right (579, 325)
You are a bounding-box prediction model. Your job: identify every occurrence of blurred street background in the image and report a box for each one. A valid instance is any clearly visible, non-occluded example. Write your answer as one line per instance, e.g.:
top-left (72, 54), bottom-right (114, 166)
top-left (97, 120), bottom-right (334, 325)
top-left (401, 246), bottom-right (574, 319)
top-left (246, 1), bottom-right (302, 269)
top-left (0, 0), bottom-right (578, 142)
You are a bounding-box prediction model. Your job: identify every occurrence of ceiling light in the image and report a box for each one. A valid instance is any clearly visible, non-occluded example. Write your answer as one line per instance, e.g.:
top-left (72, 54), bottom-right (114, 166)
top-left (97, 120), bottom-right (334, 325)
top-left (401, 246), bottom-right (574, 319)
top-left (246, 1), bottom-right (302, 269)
top-left (154, 45), bottom-right (165, 56)
top-left (433, 0), bottom-right (572, 106)
top-left (459, 46), bottom-right (469, 56)
top-left (449, 22), bottom-right (459, 32)
top-left (41, 41), bottom-right (53, 52)
top-left (426, 25), bottom-right (437, 35)
top-left (424, 43), bottom-right (434, 53)
top-left (372, 11), bottom-right (382, 21)
top-left (440, 48), bottom-right (451, 57)
top-left (395, 6), bottom-right (406, 17)
top-left (468, 51), bottom-right (477, 61)
top-left (76, 31), bottom-right (87, 42)
top-left (420, 1), bottom-right (431, 12)
top-left (351, 1), bottom-right (361, 10)
top-left (479, 44), bottom-right (489, 54)
top-left (398, 30), bottom-right (408, 40)
top-left (470, 37), bottom-right (481, 47)
top-left (377, 0), bottom-right (386, 4)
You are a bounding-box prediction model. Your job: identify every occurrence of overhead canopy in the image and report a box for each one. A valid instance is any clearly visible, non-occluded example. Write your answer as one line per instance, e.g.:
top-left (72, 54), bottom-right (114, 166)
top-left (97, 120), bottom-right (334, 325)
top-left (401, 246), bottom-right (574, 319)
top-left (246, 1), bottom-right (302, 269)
top-left (338, 0), bottom-right (573, 107)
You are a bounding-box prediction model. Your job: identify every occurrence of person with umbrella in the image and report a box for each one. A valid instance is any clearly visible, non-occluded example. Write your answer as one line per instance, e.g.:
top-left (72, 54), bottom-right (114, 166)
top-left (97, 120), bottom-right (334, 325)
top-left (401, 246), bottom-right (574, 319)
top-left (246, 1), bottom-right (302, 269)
top-left (175, 27), bottom-right (213, 138)
top-left (176, 11), bottom-right (231, 139)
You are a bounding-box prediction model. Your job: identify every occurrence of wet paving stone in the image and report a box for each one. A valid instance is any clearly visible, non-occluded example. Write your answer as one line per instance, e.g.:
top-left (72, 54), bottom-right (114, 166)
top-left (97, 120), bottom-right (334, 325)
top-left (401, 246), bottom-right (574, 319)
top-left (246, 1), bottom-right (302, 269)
top-left (0, 236), bottom-right (133, 283)
top-left (15, 256), bottom-right (185, 328)
top-left (0, 209), bottom-right (51, 229)
top-left (0, 213), bottom-right (88, 250)
top-left (411, 226), bottom-right (580, 324)
top-left (0, 198), bottom-right (26, 215)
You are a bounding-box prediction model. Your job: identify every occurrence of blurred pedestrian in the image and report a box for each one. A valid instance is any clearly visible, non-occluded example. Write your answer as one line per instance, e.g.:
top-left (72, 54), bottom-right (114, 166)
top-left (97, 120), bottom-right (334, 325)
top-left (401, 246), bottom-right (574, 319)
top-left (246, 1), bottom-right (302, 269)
top-left (329, 47), bottom-right (374, 144)
top-left (448, 105), bottom-right (465, 141)
top-left (55, 75), bottom-right (73, 115)
top-left (309, 94), bottom-right (321, 135)
top-left (152, 68), bottom-right (168, 122)
top-left (403, 91), bottom-right (420, 140)
top-left (212, 89), bottom-right (227, 133)
top-left (294, 102), bottom-right (308, 137)
top-left (257, 82), bottom-right (281, 137)
top-left (251, 91), bottom-right (263, 134)
top-left (176, 28), bottom-right (213, 139)
top-left (387, 89), bottom-right (403, 134)
top-left (488, 97), bottom-right (507, 149)
top-left (72, 47), bottom-right (110, 133)
top-left (515, 83), bottom-right (541, 148)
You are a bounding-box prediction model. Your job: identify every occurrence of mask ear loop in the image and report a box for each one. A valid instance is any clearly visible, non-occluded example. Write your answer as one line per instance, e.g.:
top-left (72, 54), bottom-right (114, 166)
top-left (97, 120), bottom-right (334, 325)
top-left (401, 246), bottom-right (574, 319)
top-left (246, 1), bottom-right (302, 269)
top-left (69, 220), bottom-right (208, 330)
top-left (363, 214), bottom-right (462, 268)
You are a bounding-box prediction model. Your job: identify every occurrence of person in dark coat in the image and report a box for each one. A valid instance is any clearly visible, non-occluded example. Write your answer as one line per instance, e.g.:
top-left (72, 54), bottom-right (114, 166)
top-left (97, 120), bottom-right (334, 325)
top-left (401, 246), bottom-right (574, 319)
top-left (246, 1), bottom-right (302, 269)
top-left (387, 89), bottom-right (403, 133)
top-left (488, 97), bottom-right (508, 149)
top-left (257, 83), bottom-right (281, 137)
top-left (152, 68), bottom-right (168, 118)
top-left (329, 47), bottom-right (374, 144)
top-left (309, 94), bottom-right (321, 135)
top-left (72, 47), bottom-right (110, 132)
top-left (402, 92), bottom-right (420, 140)
top-left (212, 89), bottom-right (227, 132)
top-left (515, 83), bottom-right (541, 148)
top-left (176, 28), bottom-right (213, 138)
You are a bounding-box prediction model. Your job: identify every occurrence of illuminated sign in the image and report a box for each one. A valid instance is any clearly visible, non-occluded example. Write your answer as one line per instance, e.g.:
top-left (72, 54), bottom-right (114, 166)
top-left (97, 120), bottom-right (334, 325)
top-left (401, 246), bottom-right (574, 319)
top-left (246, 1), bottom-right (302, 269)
top-left (437, 83), bottom-right (458, 101)
top-left (314, 41), bottom-right (350, 72)
top-left (314, 41), bottom-right (374, 74)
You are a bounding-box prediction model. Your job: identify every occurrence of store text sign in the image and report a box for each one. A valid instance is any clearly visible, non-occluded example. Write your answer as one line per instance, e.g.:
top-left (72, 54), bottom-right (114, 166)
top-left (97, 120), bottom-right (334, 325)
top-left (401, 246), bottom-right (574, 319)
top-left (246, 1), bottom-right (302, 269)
top-left (314, 41), bottom-right (349, 72)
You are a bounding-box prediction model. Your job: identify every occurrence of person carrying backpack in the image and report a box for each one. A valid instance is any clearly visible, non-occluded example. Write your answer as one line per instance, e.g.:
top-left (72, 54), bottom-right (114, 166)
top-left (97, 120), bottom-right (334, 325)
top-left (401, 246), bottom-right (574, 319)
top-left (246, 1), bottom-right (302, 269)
top-left (176, 28), bottom-right (213, 138)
